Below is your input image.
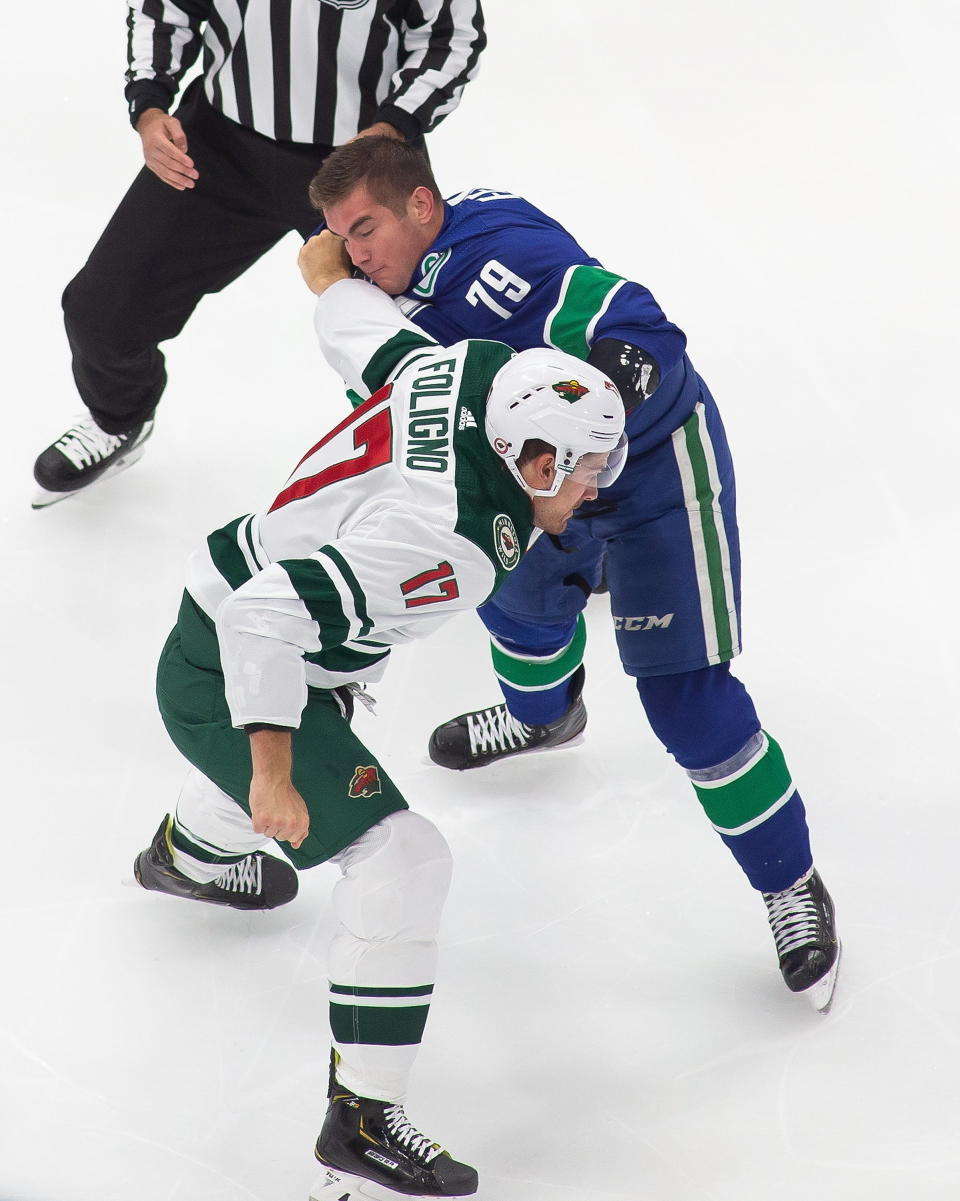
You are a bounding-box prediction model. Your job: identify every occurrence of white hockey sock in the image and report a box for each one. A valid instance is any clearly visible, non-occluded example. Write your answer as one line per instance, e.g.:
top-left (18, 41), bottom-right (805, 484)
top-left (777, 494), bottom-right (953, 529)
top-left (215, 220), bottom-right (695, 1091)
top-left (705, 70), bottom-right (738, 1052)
top-left (327, 810), bottom-right (452, 1104)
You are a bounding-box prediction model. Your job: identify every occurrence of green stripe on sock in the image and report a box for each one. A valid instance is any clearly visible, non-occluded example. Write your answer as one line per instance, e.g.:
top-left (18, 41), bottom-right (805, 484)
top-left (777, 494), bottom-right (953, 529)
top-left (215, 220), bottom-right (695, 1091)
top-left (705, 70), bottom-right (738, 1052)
top-left (489, 614), bottom-right (586, 691)
top-left (546, 266), bottom-right (625, 358)
top-left (681, 410), bottom-right (736, 661)
top-left (330, 1002), bottom-right (431, 1046)
top-left (692, 734), bottom-right (793, 831)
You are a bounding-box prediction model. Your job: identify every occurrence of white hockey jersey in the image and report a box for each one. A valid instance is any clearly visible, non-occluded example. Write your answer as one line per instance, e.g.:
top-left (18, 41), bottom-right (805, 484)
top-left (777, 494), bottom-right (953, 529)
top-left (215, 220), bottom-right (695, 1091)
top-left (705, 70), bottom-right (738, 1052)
top-left (184, 280), bottom-right (531, 730)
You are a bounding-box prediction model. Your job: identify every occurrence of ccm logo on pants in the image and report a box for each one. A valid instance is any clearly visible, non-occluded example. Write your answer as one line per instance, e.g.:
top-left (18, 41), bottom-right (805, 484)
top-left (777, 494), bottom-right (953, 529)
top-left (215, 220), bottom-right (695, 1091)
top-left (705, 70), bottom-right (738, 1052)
top-left (613, 614), bottom-right (675, 631)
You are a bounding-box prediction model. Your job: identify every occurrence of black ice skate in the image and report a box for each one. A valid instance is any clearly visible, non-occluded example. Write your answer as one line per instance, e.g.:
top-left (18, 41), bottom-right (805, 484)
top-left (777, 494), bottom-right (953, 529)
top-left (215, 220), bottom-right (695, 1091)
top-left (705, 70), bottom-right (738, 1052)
top-left (32, 414), bottom-right (154, 508)
top-left (311, 1084), bottom-right (478, 1200)
top-left (763, 868), bottom-right (840, 1013)
top-left (428, 666), bottom-right (586, 770)
top-left (133, 816), bottom-right (298, 911)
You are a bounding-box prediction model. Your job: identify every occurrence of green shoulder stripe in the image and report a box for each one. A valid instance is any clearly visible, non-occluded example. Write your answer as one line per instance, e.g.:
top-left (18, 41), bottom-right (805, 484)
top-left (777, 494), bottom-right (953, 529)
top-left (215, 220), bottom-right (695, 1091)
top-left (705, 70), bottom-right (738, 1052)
top-left (546, 265), bottom-right (627, 358)
top-left (362, 329), bottom-right (437, 393)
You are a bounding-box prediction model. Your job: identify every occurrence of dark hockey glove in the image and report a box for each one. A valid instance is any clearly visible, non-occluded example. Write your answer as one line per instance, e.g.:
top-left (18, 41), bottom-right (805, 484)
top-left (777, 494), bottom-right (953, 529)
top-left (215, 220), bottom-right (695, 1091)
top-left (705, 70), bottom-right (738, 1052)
top-left (587, 338), bottom-right (661, 415)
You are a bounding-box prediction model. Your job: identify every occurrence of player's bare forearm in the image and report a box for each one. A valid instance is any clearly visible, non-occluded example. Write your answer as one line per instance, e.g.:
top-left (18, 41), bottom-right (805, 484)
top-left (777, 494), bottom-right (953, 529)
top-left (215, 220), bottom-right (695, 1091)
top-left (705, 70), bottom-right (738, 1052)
top-left (248, 728), bottom-right (309, 848)
top-left (298, 230), bottom-right (353, 295)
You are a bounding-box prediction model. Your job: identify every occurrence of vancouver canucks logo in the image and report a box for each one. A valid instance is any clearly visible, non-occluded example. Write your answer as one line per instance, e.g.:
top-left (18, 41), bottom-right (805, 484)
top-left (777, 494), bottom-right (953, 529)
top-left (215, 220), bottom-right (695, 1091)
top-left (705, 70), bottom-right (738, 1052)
top-left (348, 765), bottom-right (382, 799)
top-left (413, 248), bottom-right (451, 298)
top-left (552, 379), bottom-right (590, 403)
top-left (493, 514), bottom-right (520, 571)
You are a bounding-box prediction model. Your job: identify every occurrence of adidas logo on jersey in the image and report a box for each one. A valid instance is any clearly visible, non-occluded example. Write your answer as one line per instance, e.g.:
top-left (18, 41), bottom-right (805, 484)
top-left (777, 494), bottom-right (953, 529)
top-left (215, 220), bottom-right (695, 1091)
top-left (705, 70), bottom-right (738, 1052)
top-left (458, 406), bottom-right (477, 430)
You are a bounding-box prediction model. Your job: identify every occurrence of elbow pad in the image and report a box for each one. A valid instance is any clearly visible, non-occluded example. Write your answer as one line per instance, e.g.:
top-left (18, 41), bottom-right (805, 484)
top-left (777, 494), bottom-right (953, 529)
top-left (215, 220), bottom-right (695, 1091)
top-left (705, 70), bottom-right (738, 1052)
top-left (587, 339), bottom-right (661, 415)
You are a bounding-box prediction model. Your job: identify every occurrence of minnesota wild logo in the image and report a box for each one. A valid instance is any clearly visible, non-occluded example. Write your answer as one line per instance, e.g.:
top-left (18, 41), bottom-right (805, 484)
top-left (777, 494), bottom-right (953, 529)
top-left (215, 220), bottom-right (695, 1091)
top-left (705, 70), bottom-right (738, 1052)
top-left (413, 248), bottom-right (451, 298)
top-left (552, 379), bottom-right (589, 403)
top-left (493, 514), bottom-right (520, 571)
top-left (348, 765), bottom-right (382, 799)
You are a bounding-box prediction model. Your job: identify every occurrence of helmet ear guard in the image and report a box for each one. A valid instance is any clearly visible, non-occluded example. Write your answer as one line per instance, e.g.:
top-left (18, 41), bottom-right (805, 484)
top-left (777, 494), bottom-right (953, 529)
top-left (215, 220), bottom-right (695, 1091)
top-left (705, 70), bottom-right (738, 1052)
top-left (484, 348), bottom-right (627, 497)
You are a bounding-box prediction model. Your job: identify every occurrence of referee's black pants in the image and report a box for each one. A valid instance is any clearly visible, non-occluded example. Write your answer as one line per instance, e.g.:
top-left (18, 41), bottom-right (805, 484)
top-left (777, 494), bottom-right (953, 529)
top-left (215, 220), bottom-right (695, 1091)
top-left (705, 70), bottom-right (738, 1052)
top-left (62, 80), bottom-right (331, 434)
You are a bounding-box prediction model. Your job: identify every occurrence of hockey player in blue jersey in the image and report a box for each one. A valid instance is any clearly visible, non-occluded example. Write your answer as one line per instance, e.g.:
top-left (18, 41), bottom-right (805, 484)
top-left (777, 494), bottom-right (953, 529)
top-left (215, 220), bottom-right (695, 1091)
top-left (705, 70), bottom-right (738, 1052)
top-left (303, 137), bottom-right (840, 1012)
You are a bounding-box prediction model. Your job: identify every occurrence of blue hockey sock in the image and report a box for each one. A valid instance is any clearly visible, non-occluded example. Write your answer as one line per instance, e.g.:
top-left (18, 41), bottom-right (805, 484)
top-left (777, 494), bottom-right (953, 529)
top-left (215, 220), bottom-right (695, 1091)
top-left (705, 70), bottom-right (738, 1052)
top-left (636, 665), bottom-right (813, 892)
top-left (480, 609), bottom-right (586, 725)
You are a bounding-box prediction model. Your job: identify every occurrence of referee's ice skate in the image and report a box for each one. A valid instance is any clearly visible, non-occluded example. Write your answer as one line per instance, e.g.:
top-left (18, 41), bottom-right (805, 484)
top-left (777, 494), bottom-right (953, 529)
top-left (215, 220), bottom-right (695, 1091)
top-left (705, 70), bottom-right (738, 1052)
top-left (133, 815), bottom-right (298, 911)
top-left (428, 666), bottom-right (587, 770)
top-left (763, 868), bottom-right (840, 1013)
top-left (311, 1085), bottom-right (478, 1199)
top-left (32, 414), bottom-right (153, 508)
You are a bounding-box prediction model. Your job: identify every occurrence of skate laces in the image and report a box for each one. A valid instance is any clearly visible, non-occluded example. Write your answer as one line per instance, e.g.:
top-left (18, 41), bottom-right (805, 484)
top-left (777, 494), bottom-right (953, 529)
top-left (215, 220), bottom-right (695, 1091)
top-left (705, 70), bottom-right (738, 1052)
top-left (215, 855), bottom-right (263, 895)
top-left (466, 703), bottom-right (533, 756)
top-left (383, 1104), bottom-right (442, 1164)
top-left (55, 416), bottom-right (124, 470)
top-left (763, 872), bottom-right (823, 956)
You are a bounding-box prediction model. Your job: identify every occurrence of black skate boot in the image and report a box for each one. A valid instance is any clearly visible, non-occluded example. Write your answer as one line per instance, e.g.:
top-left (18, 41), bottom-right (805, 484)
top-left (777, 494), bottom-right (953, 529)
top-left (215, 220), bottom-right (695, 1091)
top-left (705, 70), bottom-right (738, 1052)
top-left (133, 816), bottom-right (298, 911)
top-left (311, 1082), bottom-right (478, 1199)
top-left (428, 666), bottom-right (586, 771)
top-left (32, 414), bottom-right (154, 508)
top-left (763, 868), bottom-right (840, 1012)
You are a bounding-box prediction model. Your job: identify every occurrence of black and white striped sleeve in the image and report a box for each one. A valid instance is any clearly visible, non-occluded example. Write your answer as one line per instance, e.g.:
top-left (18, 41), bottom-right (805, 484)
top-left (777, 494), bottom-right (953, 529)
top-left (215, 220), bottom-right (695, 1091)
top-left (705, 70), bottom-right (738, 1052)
top-left (124, 0), bottom-right (212, 126)
top-left (376, 0), bottom-right (486, 139)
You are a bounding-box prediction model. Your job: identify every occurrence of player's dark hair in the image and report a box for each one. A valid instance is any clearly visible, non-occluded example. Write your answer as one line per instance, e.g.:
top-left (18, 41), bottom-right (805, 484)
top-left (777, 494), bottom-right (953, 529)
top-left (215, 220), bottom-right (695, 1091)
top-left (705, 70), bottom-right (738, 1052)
top-left (309, 137), bottom-right (442, 216)
top-left (516, 438), bottom-right (556, 467)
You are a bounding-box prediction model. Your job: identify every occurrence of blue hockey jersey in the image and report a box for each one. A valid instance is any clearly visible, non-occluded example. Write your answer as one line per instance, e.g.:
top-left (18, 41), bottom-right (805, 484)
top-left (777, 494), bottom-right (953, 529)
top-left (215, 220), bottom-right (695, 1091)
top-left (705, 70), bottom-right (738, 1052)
top-left (396, 189), bottom-right (703, 455)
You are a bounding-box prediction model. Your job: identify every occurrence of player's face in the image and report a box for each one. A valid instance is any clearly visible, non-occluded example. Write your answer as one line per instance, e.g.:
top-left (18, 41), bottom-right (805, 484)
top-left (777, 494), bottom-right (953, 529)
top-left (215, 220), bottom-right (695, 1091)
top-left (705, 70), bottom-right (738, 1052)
top-left (324, 184), bottom-right (436, 295)
top-left (530, 472), bottom-right (599, 535)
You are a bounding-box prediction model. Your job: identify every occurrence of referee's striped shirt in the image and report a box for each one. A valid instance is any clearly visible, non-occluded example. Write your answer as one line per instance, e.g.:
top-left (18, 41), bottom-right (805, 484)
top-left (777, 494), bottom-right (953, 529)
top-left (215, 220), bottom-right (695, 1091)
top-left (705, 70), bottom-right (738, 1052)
top-left (125, 0), bottom-right (486, 145)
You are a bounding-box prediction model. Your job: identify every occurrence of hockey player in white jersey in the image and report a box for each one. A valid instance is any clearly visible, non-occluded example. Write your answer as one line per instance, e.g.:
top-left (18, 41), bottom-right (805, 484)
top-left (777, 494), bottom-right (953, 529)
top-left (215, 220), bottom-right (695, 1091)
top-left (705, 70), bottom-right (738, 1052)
top-left (132, 232), bottom-right (626, 1201)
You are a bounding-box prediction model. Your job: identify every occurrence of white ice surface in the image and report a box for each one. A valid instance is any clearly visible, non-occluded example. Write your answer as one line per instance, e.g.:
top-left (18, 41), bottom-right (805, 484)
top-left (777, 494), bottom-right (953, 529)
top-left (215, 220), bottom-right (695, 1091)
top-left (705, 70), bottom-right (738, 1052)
top-left (2, 2), bottom-right (960, 1199)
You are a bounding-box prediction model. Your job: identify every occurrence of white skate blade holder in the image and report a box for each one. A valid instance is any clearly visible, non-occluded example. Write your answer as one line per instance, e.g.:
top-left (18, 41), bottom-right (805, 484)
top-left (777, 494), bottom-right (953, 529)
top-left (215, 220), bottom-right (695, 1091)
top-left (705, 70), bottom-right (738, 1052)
top-left (804, 940), bottom-right (842, 1014)
top-left (310, 1162), bottom-right (473, 1201)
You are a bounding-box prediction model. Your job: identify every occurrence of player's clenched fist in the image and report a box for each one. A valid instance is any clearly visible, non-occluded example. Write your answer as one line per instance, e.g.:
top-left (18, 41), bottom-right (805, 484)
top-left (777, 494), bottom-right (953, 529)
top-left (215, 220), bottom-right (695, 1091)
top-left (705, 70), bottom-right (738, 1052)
top-left (249, 777), bottom-right (310, 849)
top-left (298, 230), bottom-right (353, 295)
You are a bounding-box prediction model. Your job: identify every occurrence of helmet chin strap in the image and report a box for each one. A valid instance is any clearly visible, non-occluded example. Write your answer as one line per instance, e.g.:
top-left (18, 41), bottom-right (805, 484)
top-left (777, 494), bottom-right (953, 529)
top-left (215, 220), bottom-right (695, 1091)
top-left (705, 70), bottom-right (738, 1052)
top-left (517, 453), bottom-right (561, 498)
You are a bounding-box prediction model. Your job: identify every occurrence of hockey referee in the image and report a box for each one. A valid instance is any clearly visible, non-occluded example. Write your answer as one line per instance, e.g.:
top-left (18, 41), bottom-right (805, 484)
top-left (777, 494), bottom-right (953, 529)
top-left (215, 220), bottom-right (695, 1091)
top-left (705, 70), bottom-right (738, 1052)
top-left (33, 0), bottom-right (486, 509)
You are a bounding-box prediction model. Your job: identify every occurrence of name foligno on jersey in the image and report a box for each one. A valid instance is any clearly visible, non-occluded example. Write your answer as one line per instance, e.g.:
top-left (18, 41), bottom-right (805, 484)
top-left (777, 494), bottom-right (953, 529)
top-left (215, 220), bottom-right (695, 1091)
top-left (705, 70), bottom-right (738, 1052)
top-left (402, 355), bottom-right (466, 474)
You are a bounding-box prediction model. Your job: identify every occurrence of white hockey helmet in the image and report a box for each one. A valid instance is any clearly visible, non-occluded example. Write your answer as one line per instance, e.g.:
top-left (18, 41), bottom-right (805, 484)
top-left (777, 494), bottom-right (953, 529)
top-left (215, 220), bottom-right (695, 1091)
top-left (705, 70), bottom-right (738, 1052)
top-left (485, 348), bottom-right (627, 497)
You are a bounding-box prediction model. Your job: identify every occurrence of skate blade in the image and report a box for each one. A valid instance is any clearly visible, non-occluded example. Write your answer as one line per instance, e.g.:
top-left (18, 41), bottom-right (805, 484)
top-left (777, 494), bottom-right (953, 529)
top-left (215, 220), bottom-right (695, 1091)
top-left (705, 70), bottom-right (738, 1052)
top-left (803, 940), bottom-right (842, 1014)
top-left (310, 1162), bottom-right (444, 1201)
top-left (31, 441), bottom-right (150, 510)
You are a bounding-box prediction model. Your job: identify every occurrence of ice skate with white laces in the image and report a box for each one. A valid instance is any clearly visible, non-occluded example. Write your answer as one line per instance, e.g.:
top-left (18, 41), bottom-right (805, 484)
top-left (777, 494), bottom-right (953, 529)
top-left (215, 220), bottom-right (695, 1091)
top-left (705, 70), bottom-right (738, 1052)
top-left (763, 868), bottom-right (840, 1013)
top-left (32, 413), bottom-right (154, 508)
top-left (311, 1081), bottom-right (478, 1200)
top-left (133, 816), bottom-right (298, 911)
top-left (429, 666), bottom-right (586, 770)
